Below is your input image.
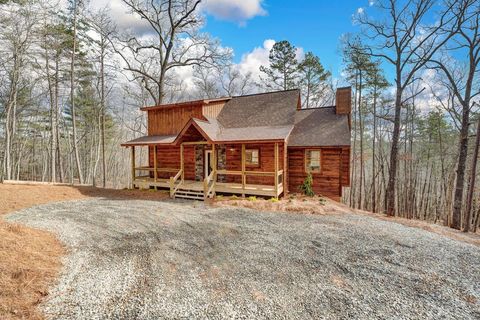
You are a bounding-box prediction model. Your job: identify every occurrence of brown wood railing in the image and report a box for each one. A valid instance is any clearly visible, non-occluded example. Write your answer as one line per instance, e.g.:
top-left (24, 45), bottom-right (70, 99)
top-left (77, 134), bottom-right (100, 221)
top-left (203, 170), bottom-right (216, 199)
top-left (169, 169), bottom-right (183, 197)
top-left (134, 167), bottom-right (180, 174)
top-left (216, 169), bottom-right (283, 197)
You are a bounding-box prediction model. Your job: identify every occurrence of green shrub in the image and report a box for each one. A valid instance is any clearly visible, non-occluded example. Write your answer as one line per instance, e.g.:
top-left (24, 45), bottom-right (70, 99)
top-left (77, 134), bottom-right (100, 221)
top-left (270, 197), bottom-right (279, 203)
top-left (248, 196), bottom-right (257, 202)
top-left (299, 173), bottom-right (314, 197)
top-left (216, 195), bottom-right (224, 200)
top-left (231, 195), bottom-right (238, 200)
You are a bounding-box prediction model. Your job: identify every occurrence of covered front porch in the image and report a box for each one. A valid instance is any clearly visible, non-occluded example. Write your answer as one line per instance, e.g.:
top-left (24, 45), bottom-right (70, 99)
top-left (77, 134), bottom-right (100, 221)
top-left (129, 141), bottom-right (285, 200)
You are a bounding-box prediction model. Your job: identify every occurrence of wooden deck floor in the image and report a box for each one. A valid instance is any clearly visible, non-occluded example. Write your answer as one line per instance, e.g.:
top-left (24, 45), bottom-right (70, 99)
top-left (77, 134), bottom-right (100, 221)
top-left (133, 177), bottom-right (283, 198)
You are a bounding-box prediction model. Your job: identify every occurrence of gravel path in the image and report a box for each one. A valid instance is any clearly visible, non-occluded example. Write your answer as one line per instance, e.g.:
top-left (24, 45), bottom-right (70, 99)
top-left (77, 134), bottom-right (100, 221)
top-left (7, 199), bottom-right (480, 320)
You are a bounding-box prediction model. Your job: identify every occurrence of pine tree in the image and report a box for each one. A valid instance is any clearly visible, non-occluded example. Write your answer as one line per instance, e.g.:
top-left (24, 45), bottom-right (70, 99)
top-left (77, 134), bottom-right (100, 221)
top-left (260, 40), bottom-right (299, 91)
top-left (298, 52), bottom-right (331, 108)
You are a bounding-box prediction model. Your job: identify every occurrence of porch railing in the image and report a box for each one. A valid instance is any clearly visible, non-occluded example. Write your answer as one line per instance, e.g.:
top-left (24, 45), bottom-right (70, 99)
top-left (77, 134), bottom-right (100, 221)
top-left (203, 170), bottom-right (216, 199)
top-left (169, 169), bottom-right (183, 197)
top-left (216, 169), bottom-right (284, 197)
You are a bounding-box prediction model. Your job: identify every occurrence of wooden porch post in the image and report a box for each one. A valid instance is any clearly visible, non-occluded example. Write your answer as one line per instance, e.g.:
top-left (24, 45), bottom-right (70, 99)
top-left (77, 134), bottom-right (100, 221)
top-left (212, 143), bottom-right (216, 197)
top-left (283, 142), bottom-right (288, 196)
top-left (274, 142), bottom-right (278, 197)
top-left (212, 143), bottom-right (216, 175)
top-left (153, 145), bottom-right (158, 190)
top-left (131, 146), bottom-right (135, 189)
top-left (241, 144), bottom-right (246, 197)
top-left (180, 143), bottom-right (184, 182)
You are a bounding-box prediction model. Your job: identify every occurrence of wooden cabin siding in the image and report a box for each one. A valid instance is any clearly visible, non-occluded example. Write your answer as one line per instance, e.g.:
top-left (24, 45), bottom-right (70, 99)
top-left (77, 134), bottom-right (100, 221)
top-left (147, 105), bottom-right (204, 135)
top-left (148, 145), bottom-right (195, 180)
top-left (202, 101), bottom-right (226, 118)
top-left (148, 143), bottom-right (286, 185)
top-left (287, 147), bottom-right (350, 200)
top-left (340, 147), bottom-right (350, 186)
top-left (224, 143), bottom-right (284, 185)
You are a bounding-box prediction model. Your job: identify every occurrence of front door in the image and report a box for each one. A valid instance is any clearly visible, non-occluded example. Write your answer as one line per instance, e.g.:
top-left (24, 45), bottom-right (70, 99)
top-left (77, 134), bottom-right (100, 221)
top-left (205, 150), bottom-right (213, 178)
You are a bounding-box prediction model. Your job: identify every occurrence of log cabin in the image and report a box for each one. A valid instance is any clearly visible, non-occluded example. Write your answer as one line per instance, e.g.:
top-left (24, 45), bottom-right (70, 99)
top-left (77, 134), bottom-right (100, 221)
top-left (121, 87), bottom-right (351, 201)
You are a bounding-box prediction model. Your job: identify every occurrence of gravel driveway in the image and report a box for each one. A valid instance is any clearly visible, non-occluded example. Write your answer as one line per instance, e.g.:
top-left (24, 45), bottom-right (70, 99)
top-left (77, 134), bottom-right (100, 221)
top-left (7, 198), bottom-right (480, 319)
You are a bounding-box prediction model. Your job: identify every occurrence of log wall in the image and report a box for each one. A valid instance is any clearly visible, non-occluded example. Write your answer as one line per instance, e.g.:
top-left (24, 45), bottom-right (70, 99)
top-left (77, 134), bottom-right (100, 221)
top-left (224, 143), bottom-right (284, 185)
top-left (146, 143), bottom-right (350, 200)
top-left (148, 145), bottom-right (196, 180)
top-left (287, 147), bottom-right (350, 200)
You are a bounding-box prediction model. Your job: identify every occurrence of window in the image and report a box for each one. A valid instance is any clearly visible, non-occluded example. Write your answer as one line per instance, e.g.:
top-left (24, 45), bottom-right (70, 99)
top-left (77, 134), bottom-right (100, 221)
top-left (305, 150), bottom-right (321, 173)
top-left (245, 149), bottom-right (259, 166)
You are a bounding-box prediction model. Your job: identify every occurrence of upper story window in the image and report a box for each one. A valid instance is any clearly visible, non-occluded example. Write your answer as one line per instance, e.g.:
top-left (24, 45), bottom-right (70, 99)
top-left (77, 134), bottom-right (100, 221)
top-left (305, 150), bottom-right (321, 173)
top-left (245, 149), bottom-right (259, 166)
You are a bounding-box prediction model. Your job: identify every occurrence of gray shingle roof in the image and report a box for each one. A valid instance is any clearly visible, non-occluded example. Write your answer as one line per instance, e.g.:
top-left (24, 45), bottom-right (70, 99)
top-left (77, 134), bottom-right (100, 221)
top-left (193, 117), bottom-right (293, 142)
top-left (122, 90), bottom-right (350, 147)
top-left (288, 107), bottom-right (350, 147)
top-left (217, 89), bottom-right (299, 128)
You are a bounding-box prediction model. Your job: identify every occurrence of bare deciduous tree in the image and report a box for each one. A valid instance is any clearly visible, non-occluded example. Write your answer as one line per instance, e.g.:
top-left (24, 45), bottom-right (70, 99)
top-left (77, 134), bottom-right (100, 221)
top-left (428, 0), bottom-right (480, 229)
top-left (357, 0), bottom-right (465, 216)
top-left (113, 0), bottom-right (230, 105)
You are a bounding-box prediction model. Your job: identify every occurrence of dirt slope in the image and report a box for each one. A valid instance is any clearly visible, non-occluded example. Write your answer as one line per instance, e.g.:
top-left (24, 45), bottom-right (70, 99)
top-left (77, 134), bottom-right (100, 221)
top-left (0, 183), bottom-right (167, 320)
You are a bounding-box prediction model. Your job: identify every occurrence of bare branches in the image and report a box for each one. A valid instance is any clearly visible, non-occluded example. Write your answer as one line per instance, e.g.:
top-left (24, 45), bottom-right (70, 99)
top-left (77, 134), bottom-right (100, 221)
top-left (113, 0), bottom-right (231, 104)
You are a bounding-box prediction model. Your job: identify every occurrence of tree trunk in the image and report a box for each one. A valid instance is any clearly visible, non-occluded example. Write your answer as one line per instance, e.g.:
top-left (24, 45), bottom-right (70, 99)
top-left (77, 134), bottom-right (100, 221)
top-left (372, 82), bottom-right (377, 213)
top-left (349, 72), bottom-right (358, 207)
top-left (464, 115), bottom-right (480, 232)
top-left (70, 0), bottom-right (84, 184)
top-left (55, 53), bottom-right (64, 183)
top-left (44, 33), bottom-right (56, 183)
top-left (386, 84), bottom-right (403, 216)
top-left (101, 36), bottom-right (107, 188)
top-left (451, 103), bottom-right (470, 229)
top-left (357, 72), bottom-right (364, 210)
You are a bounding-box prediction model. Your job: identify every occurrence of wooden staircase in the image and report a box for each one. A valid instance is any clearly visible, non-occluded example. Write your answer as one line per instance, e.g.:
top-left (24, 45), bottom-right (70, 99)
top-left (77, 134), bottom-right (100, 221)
top-left (170, 169), bottom-right (216, 201)
top-left (174, 187), bottom-right (205, 200)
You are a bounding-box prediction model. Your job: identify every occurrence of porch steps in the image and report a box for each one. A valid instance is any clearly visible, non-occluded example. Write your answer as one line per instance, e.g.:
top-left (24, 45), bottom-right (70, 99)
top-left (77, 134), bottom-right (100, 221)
top-left (174, 188), bottom-right (205, 201)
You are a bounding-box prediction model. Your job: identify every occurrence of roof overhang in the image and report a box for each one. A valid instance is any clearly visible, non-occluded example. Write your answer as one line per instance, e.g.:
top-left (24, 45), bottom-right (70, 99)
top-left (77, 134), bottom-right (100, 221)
top-left (121, 135), bottom-right (176, 147)
top-left (140, 97), bottom-right (231, 112)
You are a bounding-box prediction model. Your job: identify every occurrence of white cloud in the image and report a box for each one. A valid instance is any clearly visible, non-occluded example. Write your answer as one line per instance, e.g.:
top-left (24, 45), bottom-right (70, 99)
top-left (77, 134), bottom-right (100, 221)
top-left (169, 39), bottom-right (305, 94)
top-left (237, 39), bottom-right (274, 79)
top-left (357, 7), bottom-right (365, 14)
top-left (369, 0), bottom-right (375, 6)
top-left (202, 0), bottom-right (266, 24)
top-left (88, 0), bottom-right (266, 34)
top-left (87, 0), bottom-right (151, 35)
top-left (237, 39), bottom-right (305, 82)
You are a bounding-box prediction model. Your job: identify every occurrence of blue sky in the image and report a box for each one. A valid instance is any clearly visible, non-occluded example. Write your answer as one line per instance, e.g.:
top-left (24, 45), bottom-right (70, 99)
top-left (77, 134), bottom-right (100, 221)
top-left (202, 0), bottom-right (366, 79)
top-left (93, 0), bottom-right (373, 83)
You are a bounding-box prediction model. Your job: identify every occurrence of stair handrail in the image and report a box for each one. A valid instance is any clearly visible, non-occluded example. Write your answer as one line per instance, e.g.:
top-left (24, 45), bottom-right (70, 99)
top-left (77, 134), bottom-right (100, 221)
top-left (170, 169), bottom-right (183, 197)
top-left (203, 170), bottom-right (215, 199)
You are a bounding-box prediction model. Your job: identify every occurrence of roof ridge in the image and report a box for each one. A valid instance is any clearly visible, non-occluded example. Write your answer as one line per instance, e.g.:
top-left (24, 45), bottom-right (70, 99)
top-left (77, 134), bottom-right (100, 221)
top-left (232, 88), bottom-right (300, 98)
top-left (298, 106), bottom-right (335, 111)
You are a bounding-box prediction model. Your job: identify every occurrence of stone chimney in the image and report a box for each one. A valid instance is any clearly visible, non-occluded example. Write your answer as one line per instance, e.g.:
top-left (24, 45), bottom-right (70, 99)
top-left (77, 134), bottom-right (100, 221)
top-left (335, 87), bottom-right (352, 115)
